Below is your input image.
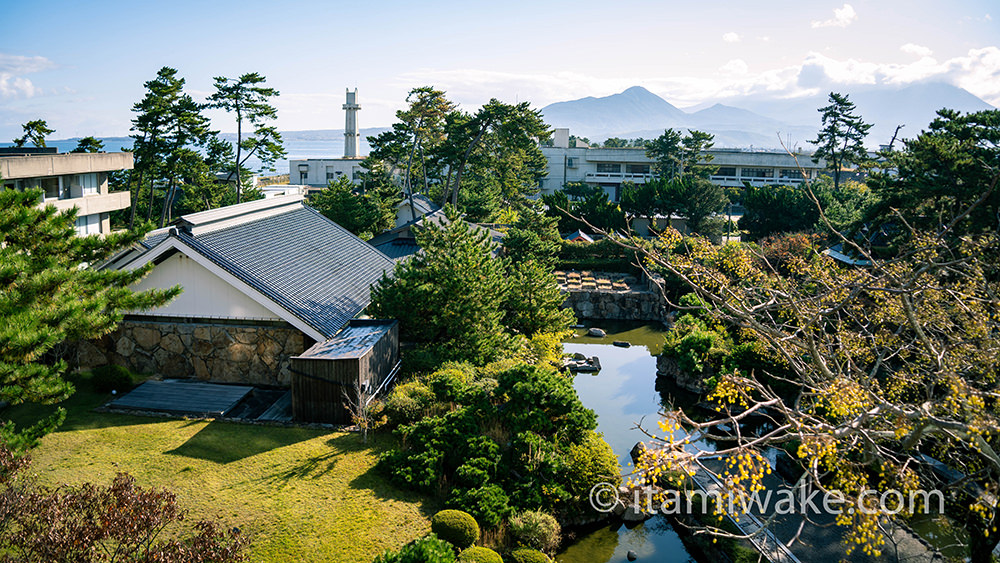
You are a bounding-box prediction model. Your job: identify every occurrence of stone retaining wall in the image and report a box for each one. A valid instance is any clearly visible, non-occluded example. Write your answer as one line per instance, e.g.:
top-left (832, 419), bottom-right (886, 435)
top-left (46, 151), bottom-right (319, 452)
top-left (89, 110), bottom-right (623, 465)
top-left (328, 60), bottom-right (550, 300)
top-left (561, 288), bottom-right (667, 321)
top-left (76, 319), bottom-right (309, 386)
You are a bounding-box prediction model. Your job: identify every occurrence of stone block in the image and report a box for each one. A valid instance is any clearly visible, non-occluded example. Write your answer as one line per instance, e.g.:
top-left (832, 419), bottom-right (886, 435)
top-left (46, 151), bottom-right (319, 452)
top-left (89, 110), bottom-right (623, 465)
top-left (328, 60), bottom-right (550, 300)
top-left (160, 333), bottom-right (185, 355)
top-left (77, 340), bottom-right (108, 367)
top-left (115, 337), bottom-right (135, 357)
top-left (193, 326), bottom-right (211, 341)
top-left (132, 326), bottom-right (161, 350)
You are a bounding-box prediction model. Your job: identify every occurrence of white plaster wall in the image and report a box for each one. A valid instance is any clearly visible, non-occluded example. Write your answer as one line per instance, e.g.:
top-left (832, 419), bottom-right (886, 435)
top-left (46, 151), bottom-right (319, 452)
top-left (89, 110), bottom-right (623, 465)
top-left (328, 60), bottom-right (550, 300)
top-left (130, 253), bottom-right (282, 321)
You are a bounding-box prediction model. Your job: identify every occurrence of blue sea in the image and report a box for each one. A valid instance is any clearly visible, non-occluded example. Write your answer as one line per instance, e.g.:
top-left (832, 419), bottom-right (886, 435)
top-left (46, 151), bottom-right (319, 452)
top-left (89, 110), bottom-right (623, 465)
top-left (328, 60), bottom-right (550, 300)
top-left (1, 128), bottom-right (390, 176)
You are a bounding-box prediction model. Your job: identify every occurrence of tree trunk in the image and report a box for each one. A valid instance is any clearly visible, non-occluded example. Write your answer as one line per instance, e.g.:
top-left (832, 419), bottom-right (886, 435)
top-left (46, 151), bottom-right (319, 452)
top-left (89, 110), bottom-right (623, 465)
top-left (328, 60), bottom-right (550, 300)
top-left (441, 165), bottom-right (453, 208)
top-left (405, 120), bottom-right (422, 222)
top-left (146, 172), bottom-right (156, 221)
top-left (450, 122), bottom-right (488, 207)
top-left (158, 176), bottom-right (173, 228)
top-left (235, 108), bottom-right (243, 204)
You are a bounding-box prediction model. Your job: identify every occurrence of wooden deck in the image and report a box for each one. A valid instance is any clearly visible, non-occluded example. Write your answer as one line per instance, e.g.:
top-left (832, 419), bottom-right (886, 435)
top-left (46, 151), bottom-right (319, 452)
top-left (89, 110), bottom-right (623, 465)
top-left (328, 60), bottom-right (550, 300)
top-left (109, 380), bottom-right (254, 417)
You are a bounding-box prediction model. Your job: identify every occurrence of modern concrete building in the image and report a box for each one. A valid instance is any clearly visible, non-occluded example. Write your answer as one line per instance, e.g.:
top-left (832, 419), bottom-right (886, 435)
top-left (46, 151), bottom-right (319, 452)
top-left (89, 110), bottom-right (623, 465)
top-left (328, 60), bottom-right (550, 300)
top-left (540, 128), bottom-right (827, 202)
top-left (0, 148), bottom-right (132, 236)
top-left (290, 88), bottom-right (365, 188)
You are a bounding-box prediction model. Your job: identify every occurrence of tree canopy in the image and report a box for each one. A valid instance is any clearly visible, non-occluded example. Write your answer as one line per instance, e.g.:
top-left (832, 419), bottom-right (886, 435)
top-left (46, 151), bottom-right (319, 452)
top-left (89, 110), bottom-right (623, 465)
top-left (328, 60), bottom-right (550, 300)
top-left (207, 72), bottom-right (286, 203)
top-left (0, 189), bottom-right (178, 450)
top-left (11, 120), bottom-right (53, 148)
top-left (810, 92), bottom-right (873, 190)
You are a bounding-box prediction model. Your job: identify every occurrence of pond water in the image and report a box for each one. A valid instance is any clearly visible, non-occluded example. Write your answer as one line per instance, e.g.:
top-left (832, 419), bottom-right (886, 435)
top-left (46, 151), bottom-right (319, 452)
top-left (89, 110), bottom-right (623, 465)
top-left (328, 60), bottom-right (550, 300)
top-left (557, 323), bottom-right (966, 563)
top-left (556, 323), bottom-right (700, 563)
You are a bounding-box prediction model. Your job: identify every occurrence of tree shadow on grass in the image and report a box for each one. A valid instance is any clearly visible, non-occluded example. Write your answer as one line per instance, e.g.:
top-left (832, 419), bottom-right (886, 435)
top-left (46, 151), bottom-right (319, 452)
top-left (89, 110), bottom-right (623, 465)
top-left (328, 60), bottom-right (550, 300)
top-left (165, 420), bottom-right (319, 464)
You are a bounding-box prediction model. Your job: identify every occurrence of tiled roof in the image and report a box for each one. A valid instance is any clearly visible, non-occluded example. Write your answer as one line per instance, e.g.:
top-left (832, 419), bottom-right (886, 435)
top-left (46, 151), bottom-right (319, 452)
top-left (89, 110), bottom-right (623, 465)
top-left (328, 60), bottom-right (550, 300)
top-left (172, 205), bottom-right (394, 338)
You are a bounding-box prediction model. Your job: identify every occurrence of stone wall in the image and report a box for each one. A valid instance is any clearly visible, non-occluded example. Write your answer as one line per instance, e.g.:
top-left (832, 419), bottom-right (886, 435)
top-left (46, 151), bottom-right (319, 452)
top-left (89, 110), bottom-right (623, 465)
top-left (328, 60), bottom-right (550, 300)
top-left (76, 319), bottom-right (309, 386)
top-left (561, 288), bottom-right (667, 321)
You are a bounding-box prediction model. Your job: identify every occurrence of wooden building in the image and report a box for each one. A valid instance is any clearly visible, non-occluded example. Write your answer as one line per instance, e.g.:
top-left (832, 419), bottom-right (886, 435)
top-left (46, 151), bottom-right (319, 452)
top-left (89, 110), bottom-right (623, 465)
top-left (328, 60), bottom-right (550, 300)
top-left (290, 320), bottom-right (400, 424)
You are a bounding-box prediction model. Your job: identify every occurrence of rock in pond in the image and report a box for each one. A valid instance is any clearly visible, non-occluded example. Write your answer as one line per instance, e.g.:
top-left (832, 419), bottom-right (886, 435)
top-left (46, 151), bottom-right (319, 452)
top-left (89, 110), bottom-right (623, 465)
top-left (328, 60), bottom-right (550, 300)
top-left (627, 550), bottom-right (638, 561)
top-left (587, 327), bottom-right (607, 337)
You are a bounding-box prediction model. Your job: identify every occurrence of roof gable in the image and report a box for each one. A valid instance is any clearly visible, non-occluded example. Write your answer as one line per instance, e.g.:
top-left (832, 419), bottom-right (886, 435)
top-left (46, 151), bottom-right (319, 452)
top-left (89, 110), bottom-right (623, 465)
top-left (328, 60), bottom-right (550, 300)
top-left (120, 196), bottom-right (395, 339)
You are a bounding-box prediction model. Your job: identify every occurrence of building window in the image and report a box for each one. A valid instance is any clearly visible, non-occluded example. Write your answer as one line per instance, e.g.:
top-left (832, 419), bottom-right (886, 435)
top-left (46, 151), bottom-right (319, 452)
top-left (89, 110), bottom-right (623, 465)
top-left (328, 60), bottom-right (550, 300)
top-left (596, 163), bottom-right (621, 173)
top-left (741, 168), bottom-right (773, 178)
top-left (713, 167), bottom-right (737, 177)
top-left (41, 177), bottom-right (61, 200)
top-left (780, 169), bottom-right (805, 179)
top-left (78, 173), bottom-right (99, 195)
top-left (352, 169), bottom-right (362, 180)
top-left (625, 164), bottom-right (650, 175)
top-left (74, 214), bottom-right (100, 236)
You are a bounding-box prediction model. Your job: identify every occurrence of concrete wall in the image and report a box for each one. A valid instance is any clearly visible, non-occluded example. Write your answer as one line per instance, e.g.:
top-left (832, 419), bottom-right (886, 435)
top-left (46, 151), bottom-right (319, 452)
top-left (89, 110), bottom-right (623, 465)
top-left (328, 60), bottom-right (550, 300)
top-left (77, 318), bottom-right (310, 386)
top-left (0, 152), bottom-right (133, 178)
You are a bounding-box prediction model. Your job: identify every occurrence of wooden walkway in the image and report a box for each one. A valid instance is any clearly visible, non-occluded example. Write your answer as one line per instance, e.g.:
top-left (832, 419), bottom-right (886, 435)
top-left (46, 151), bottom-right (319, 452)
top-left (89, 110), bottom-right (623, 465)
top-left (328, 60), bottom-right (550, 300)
top-left (109, 380), bottom-right (254, 417)
top-left (691, 456), bottom-right (802, 563)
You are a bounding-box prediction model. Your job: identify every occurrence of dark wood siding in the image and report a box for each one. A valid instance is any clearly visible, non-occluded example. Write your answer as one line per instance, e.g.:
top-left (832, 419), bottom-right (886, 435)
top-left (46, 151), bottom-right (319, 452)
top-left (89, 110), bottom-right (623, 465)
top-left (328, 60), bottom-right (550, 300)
top-left (290, 320), bottom-right (399, 424)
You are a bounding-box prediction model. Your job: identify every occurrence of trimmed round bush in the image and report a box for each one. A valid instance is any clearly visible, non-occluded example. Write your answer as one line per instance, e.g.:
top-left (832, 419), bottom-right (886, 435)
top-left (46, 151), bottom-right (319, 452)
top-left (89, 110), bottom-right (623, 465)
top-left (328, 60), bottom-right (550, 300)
top-left (373, 534), bottom-right (456, 563)
top-left (458, 546), bottom-right (503, 563)
top-left (508, 510), bottom-right (561, 552)
top-left (90, 364), bottom-right (134, 393)
top-left (431, 509), bottom-right (480, 549)
top-left (507, 548), bottom-right (550, 563)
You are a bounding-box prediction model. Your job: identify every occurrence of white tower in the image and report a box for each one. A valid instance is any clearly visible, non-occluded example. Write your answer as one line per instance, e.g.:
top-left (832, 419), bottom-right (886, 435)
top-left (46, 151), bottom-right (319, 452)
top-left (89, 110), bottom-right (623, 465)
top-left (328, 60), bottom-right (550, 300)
top-left (343, 88), bottom-right (361, 158)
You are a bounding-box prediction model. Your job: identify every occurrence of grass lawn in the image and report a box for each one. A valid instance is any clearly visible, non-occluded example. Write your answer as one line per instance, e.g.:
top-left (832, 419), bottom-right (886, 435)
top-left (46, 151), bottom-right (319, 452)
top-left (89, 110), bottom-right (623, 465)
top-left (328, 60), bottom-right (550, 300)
top-left (3, 374), bottom-right (435, 563)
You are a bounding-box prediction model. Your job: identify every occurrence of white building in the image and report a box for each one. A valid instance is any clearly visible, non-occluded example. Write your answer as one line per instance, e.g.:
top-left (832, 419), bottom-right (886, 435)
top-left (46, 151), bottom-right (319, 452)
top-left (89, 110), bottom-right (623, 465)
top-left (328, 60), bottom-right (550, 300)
top-left (541, 128), bottom-right (827, 202)
top-left (0, 148), bottom-right (132, 236)
top-left (289, 88), bottom-right (365, 190)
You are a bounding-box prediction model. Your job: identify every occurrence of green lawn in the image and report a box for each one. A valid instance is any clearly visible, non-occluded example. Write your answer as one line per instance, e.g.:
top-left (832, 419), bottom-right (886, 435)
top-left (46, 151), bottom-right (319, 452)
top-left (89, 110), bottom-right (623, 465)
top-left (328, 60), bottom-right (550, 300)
top-left (4, 376), bottom-right (434, 563)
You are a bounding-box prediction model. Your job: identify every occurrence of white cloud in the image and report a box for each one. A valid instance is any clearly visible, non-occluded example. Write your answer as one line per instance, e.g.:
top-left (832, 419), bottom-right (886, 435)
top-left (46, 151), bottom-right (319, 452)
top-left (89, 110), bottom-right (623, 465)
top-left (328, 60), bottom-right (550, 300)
top-left (395, 46), bottom-right (1000, 111)
top-left (722, 32), bottom-right (740, 43)
top-left (811, 4), bottom-right (857, 28)
top-left (901, 43), bottom-right (933, 58)
top-left (719, 59), bottom-right (749, 75)
top-left (0, 53), bottom-right (55, 99)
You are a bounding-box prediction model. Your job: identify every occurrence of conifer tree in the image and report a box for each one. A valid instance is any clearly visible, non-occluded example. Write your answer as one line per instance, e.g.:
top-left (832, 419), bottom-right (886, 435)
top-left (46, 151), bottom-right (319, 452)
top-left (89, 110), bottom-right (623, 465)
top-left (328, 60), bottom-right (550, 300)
top-left (0, 189), bottom-right (179, 450)
top-left (208, 73), bottom-right (285, 203)
top-left (811, 92), bottom-right (873, 190)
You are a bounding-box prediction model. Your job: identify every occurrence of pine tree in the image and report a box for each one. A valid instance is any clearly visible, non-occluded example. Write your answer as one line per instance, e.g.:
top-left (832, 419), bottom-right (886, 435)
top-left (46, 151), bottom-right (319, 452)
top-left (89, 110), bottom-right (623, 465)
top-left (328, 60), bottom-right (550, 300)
top-left (810, 92), bottom-right (873, 190)
top-left (208, 73), bottom-right (285, 203)
top-left (0, 189), bottom-right (179, 450)
top-left (11, 120), bottom-right (54, 148)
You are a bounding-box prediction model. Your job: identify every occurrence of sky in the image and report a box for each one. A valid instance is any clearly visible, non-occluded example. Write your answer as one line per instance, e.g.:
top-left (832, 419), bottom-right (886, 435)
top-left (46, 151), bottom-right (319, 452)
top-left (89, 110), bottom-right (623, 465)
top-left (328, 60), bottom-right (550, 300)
top-left (1, 0), bottom-right (998, 139)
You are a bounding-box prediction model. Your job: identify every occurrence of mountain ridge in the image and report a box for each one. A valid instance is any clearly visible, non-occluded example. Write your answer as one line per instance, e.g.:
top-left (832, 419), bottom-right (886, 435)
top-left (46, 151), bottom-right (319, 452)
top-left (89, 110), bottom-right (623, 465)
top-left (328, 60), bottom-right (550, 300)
top-left (540, 83), bottom-right (998, 149)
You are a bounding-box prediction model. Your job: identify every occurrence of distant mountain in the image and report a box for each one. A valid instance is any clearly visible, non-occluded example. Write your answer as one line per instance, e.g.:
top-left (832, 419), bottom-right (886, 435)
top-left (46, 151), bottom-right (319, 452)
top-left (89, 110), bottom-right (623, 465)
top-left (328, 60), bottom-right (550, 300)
top-left (541, 82), bottom-right (998, 149)
top-left (707, 82), bottom-right (998, 147)
top-left (540, 86), bottom-right (688, 137)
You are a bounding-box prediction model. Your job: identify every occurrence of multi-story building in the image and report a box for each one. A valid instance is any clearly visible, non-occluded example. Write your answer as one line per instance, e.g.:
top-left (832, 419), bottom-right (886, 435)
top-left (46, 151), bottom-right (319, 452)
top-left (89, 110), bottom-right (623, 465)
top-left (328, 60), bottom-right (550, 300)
top-left (0, 147), bottom-right (132, 236)
top-left (540, 128), bottom-right (828, 202)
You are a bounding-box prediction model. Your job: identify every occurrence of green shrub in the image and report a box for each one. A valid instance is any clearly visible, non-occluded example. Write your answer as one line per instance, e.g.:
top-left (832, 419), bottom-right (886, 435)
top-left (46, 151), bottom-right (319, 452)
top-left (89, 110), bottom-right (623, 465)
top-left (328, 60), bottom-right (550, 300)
top-left (431, 509), bottom-right (480, 549)
top-left (90, 364), bottom-right (134, 393)
top-left (384, 380), bottom-right (436, 425)
top-left (663, 314), bottom-right (731, 374)
top-left (508, 510), bottom-right (561, 552)
top-left (507, 548), bottom-right (550, 563)
top-left (458, 546), bottom-right (503, 563)
top-left (448, 484), bottom-right (511, 528)
top-left (563, 431), bottom-right (620, 502)
top-left (373, 533), bottom-right (456, 563)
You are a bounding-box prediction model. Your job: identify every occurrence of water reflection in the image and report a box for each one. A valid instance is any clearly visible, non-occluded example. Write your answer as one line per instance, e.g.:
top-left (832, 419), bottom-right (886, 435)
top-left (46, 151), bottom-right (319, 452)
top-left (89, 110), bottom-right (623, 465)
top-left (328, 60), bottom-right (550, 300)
top-left (558, 323), bottom-right (699, 562)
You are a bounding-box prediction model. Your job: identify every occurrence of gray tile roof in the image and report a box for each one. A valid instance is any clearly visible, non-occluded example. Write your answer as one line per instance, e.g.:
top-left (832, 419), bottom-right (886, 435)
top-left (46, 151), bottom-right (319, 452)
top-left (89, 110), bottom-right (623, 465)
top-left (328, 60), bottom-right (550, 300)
top-left (171, 205), bottom-right (394, 339)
